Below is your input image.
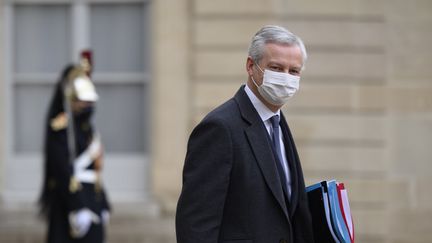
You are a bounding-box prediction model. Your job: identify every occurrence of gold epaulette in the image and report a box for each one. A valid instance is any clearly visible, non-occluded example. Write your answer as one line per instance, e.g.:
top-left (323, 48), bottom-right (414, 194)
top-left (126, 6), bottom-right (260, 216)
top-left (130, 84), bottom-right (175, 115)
top-left (69, 176), bottom-right (82, 193)
top-left (50, 112), bottom-right (68, 131)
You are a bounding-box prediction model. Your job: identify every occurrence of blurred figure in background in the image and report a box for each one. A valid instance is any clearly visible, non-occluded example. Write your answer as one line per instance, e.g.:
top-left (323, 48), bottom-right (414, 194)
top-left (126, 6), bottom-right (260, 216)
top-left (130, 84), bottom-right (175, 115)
top-left (38, 51), bottom-right (111, 243)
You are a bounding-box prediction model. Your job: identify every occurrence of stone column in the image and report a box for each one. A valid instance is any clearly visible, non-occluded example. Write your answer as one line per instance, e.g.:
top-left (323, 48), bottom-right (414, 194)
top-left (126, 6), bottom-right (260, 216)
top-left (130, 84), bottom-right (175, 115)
top-left (151, 0), bottom-right (191, 213)
top-left (0, 2), bottom-right (5, 200)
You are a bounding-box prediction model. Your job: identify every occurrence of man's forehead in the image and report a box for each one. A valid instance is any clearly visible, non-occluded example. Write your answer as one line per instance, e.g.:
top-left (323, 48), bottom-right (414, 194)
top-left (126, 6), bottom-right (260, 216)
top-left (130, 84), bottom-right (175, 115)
top-left (263, 42), bottom-right (301, 54)
top-left (262, 44), bottom-right (302, 65)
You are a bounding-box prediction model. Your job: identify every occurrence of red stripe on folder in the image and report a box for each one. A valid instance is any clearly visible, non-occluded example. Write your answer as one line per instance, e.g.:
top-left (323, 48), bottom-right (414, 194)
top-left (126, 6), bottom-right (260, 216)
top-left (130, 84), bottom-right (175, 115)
top-left (337, 183), bottom-right (354, 243)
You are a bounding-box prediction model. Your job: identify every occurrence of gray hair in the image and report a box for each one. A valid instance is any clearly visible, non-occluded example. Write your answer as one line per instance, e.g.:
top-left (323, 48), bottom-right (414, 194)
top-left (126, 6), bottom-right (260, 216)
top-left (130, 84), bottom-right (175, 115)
top-left (248, 25), bottom-right (307, 69)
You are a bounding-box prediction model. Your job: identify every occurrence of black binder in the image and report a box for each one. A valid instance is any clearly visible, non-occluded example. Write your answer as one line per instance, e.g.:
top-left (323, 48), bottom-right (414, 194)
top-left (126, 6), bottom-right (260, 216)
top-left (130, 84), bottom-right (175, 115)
top-left (307, 182), bottom-right (338, 243)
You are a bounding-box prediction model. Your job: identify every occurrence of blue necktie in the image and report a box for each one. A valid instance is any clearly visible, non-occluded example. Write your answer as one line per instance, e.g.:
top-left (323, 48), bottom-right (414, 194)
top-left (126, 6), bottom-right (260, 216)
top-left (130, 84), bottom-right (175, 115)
top-left (270, 115), bottom-right (283, 164)
top-left (270, 115), bottom-right (290, 200)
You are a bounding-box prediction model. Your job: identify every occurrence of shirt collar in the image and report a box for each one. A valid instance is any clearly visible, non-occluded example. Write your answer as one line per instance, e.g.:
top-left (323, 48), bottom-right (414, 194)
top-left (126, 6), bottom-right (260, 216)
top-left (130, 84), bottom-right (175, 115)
top-left (244, 84), bottom-right (280, 122)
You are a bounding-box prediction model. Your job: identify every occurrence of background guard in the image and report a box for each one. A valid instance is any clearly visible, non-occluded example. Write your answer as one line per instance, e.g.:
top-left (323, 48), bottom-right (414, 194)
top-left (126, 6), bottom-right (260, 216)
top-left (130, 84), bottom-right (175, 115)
top-left (38, 51), bottom-right (111, 243)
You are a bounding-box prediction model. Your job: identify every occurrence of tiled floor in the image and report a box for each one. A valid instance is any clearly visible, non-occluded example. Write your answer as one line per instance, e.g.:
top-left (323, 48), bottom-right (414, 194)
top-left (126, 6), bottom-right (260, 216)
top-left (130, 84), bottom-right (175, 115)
top-left (0, 204), bottom-right (176, 243)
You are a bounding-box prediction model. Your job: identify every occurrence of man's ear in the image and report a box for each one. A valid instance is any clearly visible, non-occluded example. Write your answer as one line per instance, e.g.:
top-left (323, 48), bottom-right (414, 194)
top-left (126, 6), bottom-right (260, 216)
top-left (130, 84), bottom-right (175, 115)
top-left (246, 56), bottom-right (255, 77)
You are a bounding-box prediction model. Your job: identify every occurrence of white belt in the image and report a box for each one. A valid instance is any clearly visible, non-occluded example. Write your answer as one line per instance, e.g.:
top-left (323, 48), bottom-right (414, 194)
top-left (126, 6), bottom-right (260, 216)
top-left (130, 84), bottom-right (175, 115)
top-left (74, 134), bottom-right (101, 170)
top-left (75, 170), bottom-right (98, 184)
top-left (73, 133), bottom-right (101, 184)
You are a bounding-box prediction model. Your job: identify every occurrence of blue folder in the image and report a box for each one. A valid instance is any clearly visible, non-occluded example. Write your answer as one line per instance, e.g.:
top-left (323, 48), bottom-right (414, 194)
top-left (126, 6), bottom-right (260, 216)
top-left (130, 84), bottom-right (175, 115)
top-left (327, 180), bottom-right (351, 243)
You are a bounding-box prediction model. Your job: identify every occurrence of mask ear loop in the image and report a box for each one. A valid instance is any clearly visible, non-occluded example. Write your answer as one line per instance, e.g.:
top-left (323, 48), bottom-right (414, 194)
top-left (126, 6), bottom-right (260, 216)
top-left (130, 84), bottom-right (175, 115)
top-left (251, 61), bottom-right (265, 88)
top-left (254, 62), bottom-right (265, 73)
top-left (250, 75), bottom-right (260, 88)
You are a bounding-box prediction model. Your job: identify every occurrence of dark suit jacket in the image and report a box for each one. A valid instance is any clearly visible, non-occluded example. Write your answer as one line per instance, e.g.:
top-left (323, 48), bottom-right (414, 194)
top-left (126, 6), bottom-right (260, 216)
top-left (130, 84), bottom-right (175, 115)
top-left (176, 86), bottom-right (314, 243)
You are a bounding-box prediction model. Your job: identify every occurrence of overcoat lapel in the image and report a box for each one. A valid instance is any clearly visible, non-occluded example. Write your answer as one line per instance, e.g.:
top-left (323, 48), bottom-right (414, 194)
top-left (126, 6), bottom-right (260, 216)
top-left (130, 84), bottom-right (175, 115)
top-left (234, 87), bottom-right (290, 221)
top-left (280, 112), bottom-right (300, 217)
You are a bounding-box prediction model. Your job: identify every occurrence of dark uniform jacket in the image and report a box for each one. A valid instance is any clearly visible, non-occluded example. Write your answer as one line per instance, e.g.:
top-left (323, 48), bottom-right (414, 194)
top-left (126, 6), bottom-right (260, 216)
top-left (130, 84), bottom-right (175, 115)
top-left (176, 86), bottom-right (314, 243)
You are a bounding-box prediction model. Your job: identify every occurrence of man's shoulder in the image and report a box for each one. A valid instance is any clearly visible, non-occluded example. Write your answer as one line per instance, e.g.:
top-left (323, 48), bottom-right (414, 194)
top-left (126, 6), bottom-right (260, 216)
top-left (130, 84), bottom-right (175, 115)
top-left (206, 86), bottom-right (248, 119)
top-left (203, 97), bottom-right (239, 123)
top-left (194, 86), bottom-right (251, 130)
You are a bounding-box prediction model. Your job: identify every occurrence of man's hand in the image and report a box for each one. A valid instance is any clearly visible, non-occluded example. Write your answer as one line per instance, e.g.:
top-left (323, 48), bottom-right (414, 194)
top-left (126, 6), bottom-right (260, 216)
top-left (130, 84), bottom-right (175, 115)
top-left (69, 208), bottom-right (100, 238)
top-left (102, 209), bottom-right (110, 225)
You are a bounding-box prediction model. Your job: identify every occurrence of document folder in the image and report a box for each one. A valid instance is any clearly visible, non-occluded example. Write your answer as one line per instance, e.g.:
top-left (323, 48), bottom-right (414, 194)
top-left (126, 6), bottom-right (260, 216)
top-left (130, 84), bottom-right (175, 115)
top-left (306, 180), bottom-right (354, 243)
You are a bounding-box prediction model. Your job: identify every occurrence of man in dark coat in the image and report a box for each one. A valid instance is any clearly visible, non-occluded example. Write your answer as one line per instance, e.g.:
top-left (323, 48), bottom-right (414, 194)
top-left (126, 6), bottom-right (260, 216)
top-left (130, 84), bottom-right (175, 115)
top-left (39, 52), bottom-right (110, 243)
top-left (176, 25), bottom-right (314, 243)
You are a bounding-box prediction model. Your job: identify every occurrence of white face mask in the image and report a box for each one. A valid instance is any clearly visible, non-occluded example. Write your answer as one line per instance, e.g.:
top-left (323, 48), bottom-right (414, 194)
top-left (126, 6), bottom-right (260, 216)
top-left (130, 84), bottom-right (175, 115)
top-left (251, 64), bottom-right (300, 106)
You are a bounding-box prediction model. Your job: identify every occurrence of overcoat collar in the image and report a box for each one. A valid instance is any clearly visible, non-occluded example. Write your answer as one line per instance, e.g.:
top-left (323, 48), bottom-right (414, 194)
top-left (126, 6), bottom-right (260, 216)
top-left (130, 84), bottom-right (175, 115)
top-left (234, 85), bottom-right (301, 218)
top-left (234, 86), bottom-right (291, 220)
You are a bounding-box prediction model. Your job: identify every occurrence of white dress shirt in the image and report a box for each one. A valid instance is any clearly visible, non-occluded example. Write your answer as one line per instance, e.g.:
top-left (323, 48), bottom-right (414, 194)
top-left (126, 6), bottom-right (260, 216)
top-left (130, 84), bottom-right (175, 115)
top-left (244, 84), bottom-right (292, 198)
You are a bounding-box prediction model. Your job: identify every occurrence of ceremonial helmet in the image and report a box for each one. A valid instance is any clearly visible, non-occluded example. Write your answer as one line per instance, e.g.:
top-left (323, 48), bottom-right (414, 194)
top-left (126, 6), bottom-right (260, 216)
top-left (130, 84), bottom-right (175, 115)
top-left (65, 50), bottom-right (98, 102)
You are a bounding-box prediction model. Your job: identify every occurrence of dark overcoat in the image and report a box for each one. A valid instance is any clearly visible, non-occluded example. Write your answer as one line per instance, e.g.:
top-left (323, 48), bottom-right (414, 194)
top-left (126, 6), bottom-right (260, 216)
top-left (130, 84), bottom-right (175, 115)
top-left (176, 86), bottom-right (314, 243)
